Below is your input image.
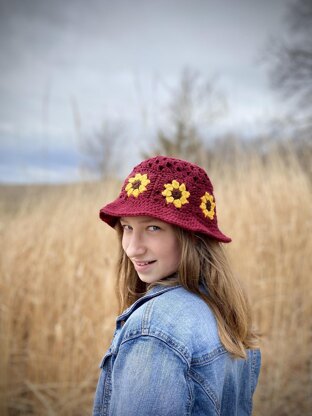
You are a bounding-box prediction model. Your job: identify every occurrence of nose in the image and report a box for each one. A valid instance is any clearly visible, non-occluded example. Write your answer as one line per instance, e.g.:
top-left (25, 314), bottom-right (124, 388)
top-left (123, 231), bottom-right (146, 258)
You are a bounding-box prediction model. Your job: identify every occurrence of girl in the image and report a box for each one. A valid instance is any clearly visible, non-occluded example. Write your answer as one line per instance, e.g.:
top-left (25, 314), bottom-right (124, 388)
top-left (93, 155), bottom-right (261, 416)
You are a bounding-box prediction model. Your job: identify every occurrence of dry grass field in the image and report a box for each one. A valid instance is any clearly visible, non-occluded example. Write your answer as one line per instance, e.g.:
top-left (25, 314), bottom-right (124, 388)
top-left (0, 148), bottom-right (311, 415)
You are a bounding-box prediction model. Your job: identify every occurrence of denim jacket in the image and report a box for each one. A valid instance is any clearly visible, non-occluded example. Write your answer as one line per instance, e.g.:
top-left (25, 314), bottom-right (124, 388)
top-left (93, 285), bottom-right (261, 416)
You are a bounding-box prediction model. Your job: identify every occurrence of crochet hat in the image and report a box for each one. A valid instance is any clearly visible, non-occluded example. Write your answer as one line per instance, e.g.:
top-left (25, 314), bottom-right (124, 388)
top-left (99, 155), bottom-right (231, 243)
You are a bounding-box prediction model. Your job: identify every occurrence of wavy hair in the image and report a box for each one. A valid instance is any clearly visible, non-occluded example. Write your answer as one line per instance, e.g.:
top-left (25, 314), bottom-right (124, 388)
top-left (115, 223), bottom-right (259, 359)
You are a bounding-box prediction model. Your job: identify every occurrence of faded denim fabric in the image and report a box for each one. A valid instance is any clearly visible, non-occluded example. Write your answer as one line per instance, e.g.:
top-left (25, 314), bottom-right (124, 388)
top-left (93, 285), bottom-right (261, 416)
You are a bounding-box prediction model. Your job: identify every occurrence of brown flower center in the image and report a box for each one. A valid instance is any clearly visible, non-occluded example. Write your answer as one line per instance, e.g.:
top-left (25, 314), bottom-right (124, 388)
top-left (172, 189), bottom-right (182, 199)
top-left (205, 201), bottom-right (211, 211)
top-left (132, 180), bottom-right (141, 189)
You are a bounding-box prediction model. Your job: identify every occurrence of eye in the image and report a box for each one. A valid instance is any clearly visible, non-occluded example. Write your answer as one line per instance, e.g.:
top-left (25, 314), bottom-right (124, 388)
top-left (121, 224), bottom-right (132, 231)
top-left (147, 225), bottom-right (161, 231)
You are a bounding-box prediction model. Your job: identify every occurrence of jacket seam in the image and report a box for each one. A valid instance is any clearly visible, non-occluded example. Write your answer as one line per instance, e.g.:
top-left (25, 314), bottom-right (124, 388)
top-left (120, 332), bottom-right (191, 367)
top-left (189, 367), bottom-right (221, 415)
top-left (186, 372), bottom-right (194, 416)
top-left (249, 349), bottom-right (260, 414)
top-left (191, 346), bottom-right (227, 366)
top-left (141, 296), bottom-right (154, 334)
top-left (95, 353), bottom-right (114, 416)
top-left (251, 349), bottom-right (260, 394)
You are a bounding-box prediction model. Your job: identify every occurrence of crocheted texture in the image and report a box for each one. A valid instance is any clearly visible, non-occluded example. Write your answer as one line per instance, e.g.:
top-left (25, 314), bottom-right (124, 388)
top-left (99, 156), bottom-right (231, 243)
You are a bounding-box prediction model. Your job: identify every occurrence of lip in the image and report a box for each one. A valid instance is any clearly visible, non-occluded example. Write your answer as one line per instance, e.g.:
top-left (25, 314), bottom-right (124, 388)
top-left (133, 260), bottom-right (156, 273)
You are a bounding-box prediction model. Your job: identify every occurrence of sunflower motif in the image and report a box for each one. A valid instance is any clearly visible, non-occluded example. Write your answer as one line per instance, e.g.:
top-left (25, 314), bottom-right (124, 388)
top-left (200, 192), bottom-right (216, 220)
top-left (162, 180), bottom-right (190, 208)
top-left (125, 173), bottom-right (150, 198)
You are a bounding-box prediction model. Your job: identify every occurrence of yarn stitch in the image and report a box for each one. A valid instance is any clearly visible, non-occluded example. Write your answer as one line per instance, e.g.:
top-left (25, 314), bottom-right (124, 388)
top-left (99, 155), bottom-right (231, 243)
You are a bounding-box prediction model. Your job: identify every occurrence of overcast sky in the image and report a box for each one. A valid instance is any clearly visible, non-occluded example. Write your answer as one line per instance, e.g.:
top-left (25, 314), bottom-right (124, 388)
top-left (0, 0), bottom-right (292, 183)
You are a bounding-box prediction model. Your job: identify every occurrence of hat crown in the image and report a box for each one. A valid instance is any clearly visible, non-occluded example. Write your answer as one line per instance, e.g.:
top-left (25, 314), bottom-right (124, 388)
top-left (131, 156), bottom-right (212, 185)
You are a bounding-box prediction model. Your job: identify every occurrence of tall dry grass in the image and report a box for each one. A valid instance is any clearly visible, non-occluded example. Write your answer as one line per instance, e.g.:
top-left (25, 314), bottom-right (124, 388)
top-left (0, 147), bottom-right (311, 415)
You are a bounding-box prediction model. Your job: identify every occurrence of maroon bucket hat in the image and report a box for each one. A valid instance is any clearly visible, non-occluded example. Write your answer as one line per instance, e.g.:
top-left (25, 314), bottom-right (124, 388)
top-left (99, 155), bottom-right (231, 243)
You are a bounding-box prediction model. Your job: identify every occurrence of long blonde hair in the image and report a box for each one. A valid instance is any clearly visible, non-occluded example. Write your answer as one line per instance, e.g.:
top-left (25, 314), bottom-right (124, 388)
top-left (115, 223), bottom-right (259, 359)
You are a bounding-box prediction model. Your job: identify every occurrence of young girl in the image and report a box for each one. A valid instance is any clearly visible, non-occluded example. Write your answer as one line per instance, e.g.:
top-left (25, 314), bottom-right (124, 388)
top-left (93, 155), bottom-right (261, 416)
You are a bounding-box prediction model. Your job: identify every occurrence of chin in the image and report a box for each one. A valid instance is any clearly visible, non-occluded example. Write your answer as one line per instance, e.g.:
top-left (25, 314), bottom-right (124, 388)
top-left (138, 274), bottom-right (162, 284)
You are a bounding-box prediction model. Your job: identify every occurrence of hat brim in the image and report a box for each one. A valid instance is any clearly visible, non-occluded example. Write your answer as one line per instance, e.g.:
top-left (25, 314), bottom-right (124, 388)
top-left (99, 200), bottom-right (232, 243)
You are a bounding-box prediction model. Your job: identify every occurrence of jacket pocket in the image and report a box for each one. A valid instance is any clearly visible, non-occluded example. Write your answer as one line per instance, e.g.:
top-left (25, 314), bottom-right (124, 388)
top-left (93, 349), bottom-right (114, 416)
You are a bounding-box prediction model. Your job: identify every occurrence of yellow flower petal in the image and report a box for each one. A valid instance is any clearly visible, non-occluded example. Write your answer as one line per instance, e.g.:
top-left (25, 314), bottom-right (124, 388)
top-left (180, 196), bottom-right (189, 204)
top-left (162, 189), bottom-right (172, 197)
top-left (127, 189), bottom-right (133, 196)
top-left (164, 184), bottom-right (173, 191)
top-left (179, 183), bottom-right (186, 192)
top-left (172, 180), bottom-right (180, 189)
top-left (182, 191), bottom-right (190, 198)
top-left (132, 189), bottom-right (140, 197)
top-left (139, 185), bottom-right (147, 192)
top-left (166, 196), bottom-right (174, 203)
top-left (173, 199), bottom-right (182, 208)
top-left (125, 183), bottom-right (132, 191)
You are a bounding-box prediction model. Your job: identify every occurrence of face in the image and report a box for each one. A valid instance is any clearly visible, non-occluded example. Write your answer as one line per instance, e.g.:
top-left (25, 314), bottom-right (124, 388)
top-left (120, 216), bottom-right (181, 284)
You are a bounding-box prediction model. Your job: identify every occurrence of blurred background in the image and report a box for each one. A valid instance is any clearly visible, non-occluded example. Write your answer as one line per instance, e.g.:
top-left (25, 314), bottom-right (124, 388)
top-left (0, 0), bottom-right (311, 415)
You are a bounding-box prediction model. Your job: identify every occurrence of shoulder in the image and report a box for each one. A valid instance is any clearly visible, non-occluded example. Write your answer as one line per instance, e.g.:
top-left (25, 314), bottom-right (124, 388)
top-left (150, 285), bottom-right (216, 325)
top-left (123, 285), bottom-right (222, 360)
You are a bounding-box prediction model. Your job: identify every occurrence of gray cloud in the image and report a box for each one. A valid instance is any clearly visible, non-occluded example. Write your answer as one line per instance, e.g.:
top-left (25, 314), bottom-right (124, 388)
top-left (0, 0), bottom-right (291, 182)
